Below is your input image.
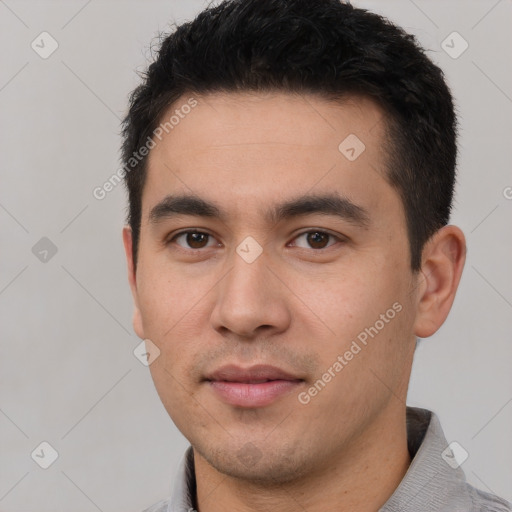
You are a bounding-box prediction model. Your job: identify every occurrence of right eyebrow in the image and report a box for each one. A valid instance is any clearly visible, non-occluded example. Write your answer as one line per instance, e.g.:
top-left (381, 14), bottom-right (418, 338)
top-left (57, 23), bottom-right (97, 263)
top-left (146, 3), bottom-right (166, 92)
top-left (149, 195), bottom-right (223, 224)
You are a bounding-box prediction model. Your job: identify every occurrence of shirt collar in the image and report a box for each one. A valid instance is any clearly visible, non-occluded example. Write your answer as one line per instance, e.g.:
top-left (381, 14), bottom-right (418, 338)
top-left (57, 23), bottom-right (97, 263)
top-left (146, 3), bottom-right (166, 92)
top-left (379, 407), bottom-right (473, 511)
top-left (162, 407), bottom-right (474, 512)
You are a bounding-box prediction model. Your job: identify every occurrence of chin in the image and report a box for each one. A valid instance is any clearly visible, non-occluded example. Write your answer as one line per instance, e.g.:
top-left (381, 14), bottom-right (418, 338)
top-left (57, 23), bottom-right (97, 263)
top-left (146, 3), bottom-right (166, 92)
top-left (195, 439), bottom-right (312, 485)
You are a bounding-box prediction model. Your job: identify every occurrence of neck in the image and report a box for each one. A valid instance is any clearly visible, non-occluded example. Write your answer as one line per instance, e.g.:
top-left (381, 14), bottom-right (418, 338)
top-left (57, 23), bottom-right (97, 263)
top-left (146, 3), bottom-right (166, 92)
top-left (193, 406), bottom-right (411, 512)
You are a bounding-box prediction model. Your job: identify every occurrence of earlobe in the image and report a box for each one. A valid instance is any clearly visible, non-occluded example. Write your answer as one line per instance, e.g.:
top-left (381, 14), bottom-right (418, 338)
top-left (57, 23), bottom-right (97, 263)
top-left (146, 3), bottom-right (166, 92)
top-left (122, 226), bottom-right (145, 339)
top-left (413, 225), bottom-right (466, 338)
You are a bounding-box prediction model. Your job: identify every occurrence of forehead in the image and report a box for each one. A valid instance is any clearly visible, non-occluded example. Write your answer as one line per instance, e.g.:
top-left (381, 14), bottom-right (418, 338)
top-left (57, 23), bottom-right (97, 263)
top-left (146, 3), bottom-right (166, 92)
top-left (152, 91), bottom-right (386, 153)
top-left (143, 91), bottom-right (395, 220)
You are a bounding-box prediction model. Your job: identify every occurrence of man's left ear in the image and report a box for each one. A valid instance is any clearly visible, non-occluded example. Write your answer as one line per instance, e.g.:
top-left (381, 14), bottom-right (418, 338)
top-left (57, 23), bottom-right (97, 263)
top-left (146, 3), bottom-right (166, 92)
top-left (413, 225), bottom-right (466, 338)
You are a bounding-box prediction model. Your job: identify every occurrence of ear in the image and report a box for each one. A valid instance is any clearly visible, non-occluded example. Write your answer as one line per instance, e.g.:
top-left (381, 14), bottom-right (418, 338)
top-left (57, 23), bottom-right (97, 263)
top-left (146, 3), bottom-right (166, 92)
top-left (413, 225), bottom-right (466, 338)
top-left (122, 226), bottom-right (145, 339)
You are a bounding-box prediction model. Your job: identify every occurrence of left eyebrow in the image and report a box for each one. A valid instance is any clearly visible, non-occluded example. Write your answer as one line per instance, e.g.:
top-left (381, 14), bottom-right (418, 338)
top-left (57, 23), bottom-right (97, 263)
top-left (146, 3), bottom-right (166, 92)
top-left (148, 192), bottom-right (370, 228)
top-left (267, 193), bottom-right (370, 228)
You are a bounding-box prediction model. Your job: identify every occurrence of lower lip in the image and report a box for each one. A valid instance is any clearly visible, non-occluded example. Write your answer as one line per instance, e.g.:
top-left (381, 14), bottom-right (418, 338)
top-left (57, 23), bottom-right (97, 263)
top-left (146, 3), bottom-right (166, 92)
top-left (208, 380), bottom-right (302, 407)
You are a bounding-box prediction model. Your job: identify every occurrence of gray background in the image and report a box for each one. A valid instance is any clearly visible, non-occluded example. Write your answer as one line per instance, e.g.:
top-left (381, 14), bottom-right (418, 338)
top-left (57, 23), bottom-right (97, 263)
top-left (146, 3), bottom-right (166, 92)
top-left (0, 0), bottom-right (511, 510)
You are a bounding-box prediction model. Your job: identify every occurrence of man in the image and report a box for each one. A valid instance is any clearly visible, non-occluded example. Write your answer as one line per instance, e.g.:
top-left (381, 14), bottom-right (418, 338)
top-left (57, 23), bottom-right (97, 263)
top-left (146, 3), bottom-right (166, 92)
top-left (121, 1), bottom-right (511, 511)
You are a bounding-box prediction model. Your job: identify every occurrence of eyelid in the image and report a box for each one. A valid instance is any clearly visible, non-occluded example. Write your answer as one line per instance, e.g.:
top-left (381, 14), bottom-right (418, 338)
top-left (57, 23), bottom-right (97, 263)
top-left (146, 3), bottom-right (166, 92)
top-left (288, 229), bottom-right (346, 249)
top-left (167, 229), bottom-right (221, 249)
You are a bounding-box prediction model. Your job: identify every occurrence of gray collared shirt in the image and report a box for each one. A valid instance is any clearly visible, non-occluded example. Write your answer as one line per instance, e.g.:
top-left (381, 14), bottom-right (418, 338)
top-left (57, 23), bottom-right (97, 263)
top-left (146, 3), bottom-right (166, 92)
top-left (143, 407), bottom-right (511, 512)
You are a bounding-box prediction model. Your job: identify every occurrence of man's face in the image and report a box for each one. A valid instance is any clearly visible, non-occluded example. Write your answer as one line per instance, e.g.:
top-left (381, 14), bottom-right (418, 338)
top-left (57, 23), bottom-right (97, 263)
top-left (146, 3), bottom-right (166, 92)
top-left (125, 92), bottom-right (420, 483)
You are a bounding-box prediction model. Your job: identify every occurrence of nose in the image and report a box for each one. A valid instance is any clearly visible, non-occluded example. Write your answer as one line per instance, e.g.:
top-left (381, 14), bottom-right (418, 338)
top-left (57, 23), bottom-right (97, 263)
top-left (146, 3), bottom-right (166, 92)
top-left (210, 247), bottom-right (292, 340)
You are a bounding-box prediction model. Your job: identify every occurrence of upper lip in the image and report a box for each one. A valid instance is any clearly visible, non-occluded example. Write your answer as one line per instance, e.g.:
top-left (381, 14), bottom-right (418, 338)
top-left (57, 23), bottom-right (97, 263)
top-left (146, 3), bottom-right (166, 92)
top-left (205, 364), bottom-right (302, 383)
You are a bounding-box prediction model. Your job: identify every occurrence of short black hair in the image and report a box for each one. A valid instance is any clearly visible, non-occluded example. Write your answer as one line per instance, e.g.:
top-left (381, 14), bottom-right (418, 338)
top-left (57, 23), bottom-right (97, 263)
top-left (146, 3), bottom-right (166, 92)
top-left (121, 0), bottom-right (457, 271)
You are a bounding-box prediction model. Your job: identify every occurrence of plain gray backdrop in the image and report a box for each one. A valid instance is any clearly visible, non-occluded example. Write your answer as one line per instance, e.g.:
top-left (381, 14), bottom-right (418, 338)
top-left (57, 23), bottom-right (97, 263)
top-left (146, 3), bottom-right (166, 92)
top-left (1, 1), bottom-right (511, 511)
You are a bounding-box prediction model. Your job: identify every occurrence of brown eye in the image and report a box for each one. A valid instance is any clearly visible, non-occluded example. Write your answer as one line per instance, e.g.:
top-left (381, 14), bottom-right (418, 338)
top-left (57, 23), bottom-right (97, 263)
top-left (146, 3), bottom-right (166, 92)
top-left (172, 231), bottom-right (216, 250)
top-left (292, 230), bottom-right (339, 250)
top-left (306, 232), bottom-right (330, 249)
top-left (186, 232), bottom-right (209, 248)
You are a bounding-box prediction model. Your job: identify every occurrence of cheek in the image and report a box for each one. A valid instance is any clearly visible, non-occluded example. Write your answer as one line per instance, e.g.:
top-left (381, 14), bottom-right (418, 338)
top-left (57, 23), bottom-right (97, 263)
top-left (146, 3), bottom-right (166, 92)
top-left (148, 357), bottom-right (207, 436)
top-left (294, 256), bottom-right (413, 386)
top-left (136, 258), bottom-right (202, 337)
top-left (298, 303), bottom-right (413, 433)
top-left (136, 261), bottom-right (218, 376)
top-left (294, 264), bottom-right (397, 338)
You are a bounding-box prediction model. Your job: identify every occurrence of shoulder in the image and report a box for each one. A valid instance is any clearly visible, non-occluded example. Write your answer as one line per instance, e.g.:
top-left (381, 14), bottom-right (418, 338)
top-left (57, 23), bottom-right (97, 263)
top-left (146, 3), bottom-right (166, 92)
top-left (141, 498), bottom-right (172, 512)
top-left (468, 484), bottom-right (512, 512)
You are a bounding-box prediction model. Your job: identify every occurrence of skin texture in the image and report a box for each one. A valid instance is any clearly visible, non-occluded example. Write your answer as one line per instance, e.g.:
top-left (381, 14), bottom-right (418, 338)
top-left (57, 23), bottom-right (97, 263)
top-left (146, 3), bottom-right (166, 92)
top-left (123, 92), bottom-right (466, 512)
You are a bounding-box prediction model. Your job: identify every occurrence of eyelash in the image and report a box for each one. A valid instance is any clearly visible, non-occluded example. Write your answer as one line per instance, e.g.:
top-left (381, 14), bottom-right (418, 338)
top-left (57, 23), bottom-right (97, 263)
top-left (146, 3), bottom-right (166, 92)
top-left (167, 229), bottom-right (345, 252)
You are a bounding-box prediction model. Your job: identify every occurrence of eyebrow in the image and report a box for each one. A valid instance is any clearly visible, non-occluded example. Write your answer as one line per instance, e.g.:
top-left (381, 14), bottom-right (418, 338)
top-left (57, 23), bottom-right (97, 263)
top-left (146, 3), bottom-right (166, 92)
top-left (149, 193), bottom-right (370, 228)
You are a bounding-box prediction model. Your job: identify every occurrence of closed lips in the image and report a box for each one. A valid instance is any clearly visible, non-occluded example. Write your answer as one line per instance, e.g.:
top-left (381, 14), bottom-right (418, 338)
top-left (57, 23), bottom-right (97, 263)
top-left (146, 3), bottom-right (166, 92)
top-left (205, 364), bottom-right (303, 383)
